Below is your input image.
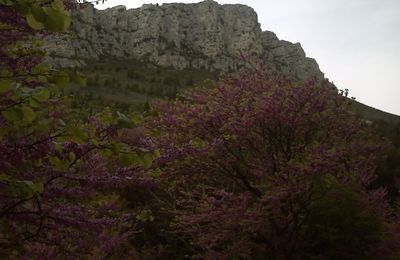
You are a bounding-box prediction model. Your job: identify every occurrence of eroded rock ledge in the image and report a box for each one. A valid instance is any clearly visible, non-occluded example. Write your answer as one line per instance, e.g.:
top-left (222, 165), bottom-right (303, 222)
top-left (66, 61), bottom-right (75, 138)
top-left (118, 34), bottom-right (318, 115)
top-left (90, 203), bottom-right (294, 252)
top-left (46, 0), bottom-right (324, 80)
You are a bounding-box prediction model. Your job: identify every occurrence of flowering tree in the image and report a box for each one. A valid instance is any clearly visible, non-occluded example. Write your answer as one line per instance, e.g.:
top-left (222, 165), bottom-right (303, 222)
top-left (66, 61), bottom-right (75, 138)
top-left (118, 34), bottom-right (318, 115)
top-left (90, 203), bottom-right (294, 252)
top-left (148, 68), bottom-right (400, 259)
top-left (0, 0), bottom-right (155, 258)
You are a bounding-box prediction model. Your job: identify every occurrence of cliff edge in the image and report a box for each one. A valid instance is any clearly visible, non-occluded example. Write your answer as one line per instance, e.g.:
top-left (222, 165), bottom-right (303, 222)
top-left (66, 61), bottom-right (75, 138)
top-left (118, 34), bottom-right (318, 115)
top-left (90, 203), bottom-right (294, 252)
top-left (45, 0), bottom-right (324, 80)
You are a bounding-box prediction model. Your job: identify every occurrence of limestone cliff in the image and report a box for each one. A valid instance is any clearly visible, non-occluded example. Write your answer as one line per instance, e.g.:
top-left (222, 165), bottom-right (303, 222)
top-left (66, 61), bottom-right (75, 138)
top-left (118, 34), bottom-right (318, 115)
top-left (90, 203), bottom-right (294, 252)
top-left (46, 0), bottom-right (323, 80)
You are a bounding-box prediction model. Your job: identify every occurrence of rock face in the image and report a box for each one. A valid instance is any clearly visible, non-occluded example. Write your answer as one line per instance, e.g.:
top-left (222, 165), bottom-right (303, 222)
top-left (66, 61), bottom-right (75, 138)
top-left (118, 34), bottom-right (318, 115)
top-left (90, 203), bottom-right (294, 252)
top-left (46, 0), bottom-right (323, 79)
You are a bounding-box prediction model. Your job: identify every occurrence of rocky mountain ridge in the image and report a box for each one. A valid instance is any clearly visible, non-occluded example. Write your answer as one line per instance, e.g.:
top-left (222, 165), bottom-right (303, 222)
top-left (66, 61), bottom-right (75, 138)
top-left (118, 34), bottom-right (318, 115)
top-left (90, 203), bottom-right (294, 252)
top-left (46, 0), bottom-right (324, 80)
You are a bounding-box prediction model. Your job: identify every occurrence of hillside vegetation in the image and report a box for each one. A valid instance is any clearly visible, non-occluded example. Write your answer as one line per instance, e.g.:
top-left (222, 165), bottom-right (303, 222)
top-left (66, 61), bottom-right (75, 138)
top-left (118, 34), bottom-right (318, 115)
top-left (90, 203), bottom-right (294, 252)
top-left (65, 59), bottom-right (218, 113)
top-left (69, 60), bottom-right (400, 125)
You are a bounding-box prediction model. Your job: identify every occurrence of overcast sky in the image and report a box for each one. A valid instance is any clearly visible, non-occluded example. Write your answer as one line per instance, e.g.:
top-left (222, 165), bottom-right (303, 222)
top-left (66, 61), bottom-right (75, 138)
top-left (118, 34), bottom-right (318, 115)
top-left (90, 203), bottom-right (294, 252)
top-left (96, 0), bottom-right (400, 115)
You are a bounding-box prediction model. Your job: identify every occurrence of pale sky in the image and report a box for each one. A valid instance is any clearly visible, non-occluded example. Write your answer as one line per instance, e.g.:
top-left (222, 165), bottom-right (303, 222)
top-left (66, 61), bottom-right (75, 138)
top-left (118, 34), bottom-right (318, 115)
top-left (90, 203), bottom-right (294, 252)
top-left (96, 0), bottom-right (400, 116)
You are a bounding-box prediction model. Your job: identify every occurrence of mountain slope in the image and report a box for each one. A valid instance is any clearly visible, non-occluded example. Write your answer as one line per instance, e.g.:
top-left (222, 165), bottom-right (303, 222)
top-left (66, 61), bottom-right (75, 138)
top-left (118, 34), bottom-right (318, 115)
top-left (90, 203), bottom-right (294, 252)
top-left (46, 0), bottom-right (323, 80)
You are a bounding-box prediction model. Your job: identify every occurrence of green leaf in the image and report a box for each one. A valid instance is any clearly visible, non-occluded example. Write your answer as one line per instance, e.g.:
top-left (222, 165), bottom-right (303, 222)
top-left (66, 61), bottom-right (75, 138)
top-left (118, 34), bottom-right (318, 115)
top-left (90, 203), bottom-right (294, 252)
top-left (33, 63), bottom-right (49, 74)
top-left (222, 134), bottom-right (238, 142)
top-left (2, 110), bottom-right (21, 122)
top-left (54, 143), bottom-right (63, 152)
top-left (98, 107), bottom-right (113, 124)
top-left (114, 112), bottom-right (134, 129)
top-left (101, 148), bottom-right (113, 157)
top-left (138, 153), bottom-right (153, 169)
top-left (29, 98), bottom-right (41, 108)
top-left (33, 87), bottom-right (50, 102)
top-left (34, 159), bottom-right (43, 167)
top-left (65, 125), bottom-right (88, 144)
top-left (63, 14), bottom-right (71, 31)
top-left (136, 209), bottom-right (154, 223)
top-left (50, 71), bottom-right (69, 86)
top-left (49, 156), bottom-right (69, 172)
top-left (15, 180), bottom-right (43, 198)
top-left (15, 0), bottom-right (29, 15)
top-left (43, 7), bottom-right (70, 32)
top-left (21, 106), bottom-right (36, 123)
top-left (19, 87), bottom-right (35, 97)
top-left (0, 0), bottom-right (13, 6)
top-left (20, 181), bottom-right (37, 198)
top-left (131, 112), bottom-right (142, 125)
top-left (154, 150), bottom-right (161, 158)
top-left (26, 13), bottom-right (44, 30)
top-left (148, 168), bottom-right (162, 177)
top-left (69, 71), bottom-right (87, 86)
top-left (0, 79), bottom-right (14, 94)
top-left (76, 72), bottom-right (86, 86)
top-left (33, 120), bottom-right (50, 132)
top-left (190, 137), bottom-right (208, 149)
top-left (68, 152), bottom-right (76, 162)
top-left (0, 126), bottom-right (12, 138)
top-left (31, 4), bottom-right (47, 23)
top-left (35, 182), bottom-right (44, 194)
top-left (0, 174), bottom-right (11, 182)
top-left (109, 142), bottom-right (123, 153)
top-left (52, 0), bottom-right (65, 12)
top-left (119, 153), bottom-right (136, 166)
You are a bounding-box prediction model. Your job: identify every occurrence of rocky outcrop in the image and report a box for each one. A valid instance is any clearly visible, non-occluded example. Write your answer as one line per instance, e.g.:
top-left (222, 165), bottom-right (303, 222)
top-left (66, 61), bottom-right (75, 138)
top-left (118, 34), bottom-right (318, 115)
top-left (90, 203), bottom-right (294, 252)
top-left (45, 0), bottom-right (324, 79)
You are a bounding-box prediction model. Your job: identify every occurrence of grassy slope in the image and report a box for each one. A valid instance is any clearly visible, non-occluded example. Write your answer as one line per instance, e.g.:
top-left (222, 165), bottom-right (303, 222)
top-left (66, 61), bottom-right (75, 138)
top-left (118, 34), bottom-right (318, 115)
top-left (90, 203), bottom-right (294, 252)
top-left (66, 58), bottom-right (400, 125)
top-left (65, 59), bottom-right (219, 113)
top-left (350, 99), bottom-right (400, 124)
